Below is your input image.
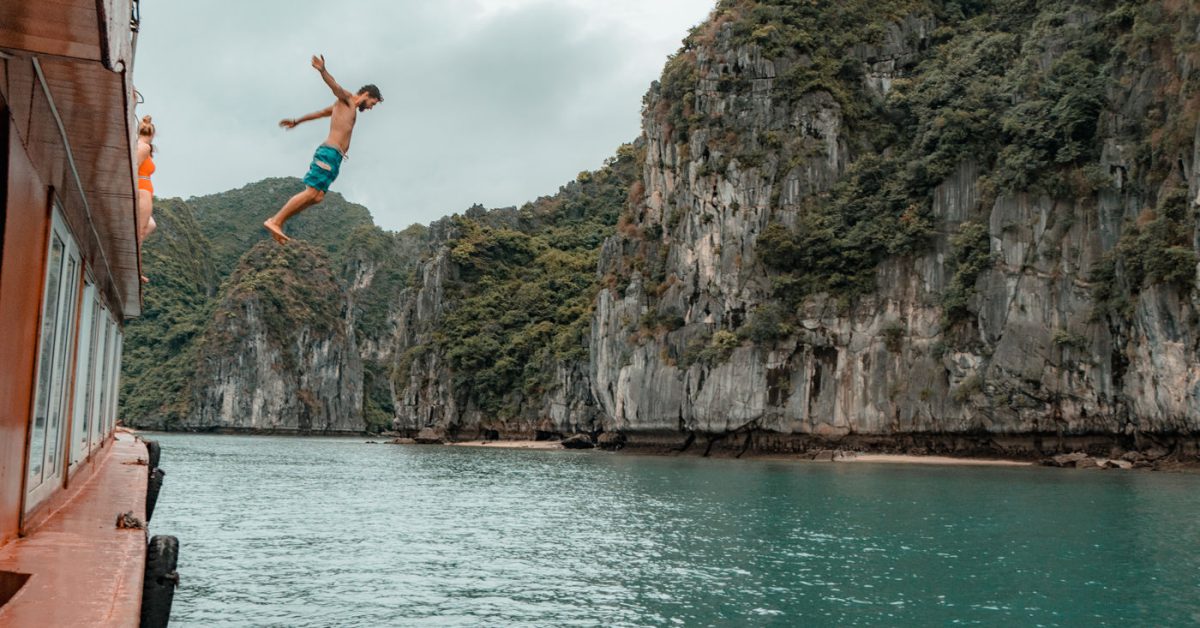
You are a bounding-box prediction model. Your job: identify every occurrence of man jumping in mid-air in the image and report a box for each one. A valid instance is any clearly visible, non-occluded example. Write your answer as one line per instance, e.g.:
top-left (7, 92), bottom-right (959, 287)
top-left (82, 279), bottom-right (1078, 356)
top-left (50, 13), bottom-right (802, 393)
top-left (264, 54), bottom-right (383, 243)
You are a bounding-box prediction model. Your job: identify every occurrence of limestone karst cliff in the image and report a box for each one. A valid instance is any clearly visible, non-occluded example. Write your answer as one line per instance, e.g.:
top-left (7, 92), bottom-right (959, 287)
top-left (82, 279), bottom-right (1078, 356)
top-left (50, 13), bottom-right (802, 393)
top-left (125, 1), bottom-right (1200, 455)
top-left (388, 0), bottom-right (1200, 454)
top-left (388, 152), bottom-right (637, 438)
top-left (122, 179), bottom-right (425, 432)
top-left (188, 241), bottom-right (367, 432)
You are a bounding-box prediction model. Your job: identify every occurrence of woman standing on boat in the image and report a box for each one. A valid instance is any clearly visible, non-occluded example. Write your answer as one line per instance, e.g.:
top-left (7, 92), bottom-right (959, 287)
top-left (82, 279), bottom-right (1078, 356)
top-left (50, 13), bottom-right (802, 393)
top-left (136, 115), bottom-right (156, 283)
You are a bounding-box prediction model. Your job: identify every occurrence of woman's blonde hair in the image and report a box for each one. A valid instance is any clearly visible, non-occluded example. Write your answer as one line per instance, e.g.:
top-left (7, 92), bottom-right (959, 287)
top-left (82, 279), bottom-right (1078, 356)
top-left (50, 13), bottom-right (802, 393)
top-left (138, 115), bottom-right (155, 155)
top-left (138, 114), bottom-right (155, 137)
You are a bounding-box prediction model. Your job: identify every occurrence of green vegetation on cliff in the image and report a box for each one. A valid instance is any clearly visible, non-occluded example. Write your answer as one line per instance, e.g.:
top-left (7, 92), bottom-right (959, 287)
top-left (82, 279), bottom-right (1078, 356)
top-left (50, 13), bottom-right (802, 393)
top-left (1092, 188), bottom-right (1199, 318)
top-left (346, 223), bottom-right (427, 341)
top-left (941, 221), bottom-right (994, 324)
top-left (344, 222), bottom-right (429, 430)
top-left (429, 145), bottom-right (638, 416)
top-left (658, 1), bottom-right (1197, 314)
top-left (188, 177), bottom-right (377, 275)
top-left (120, 199), bottom-right (218, 427)
top-left (203, 241), bottom-right (345, 359)
top-left (121, 179), bottom-right (420, 431)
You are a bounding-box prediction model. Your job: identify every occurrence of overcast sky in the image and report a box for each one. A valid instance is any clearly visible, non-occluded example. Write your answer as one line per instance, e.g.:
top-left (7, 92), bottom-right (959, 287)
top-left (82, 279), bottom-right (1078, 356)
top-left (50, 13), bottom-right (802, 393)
top-left (134, 0), bottom-right (714, 230)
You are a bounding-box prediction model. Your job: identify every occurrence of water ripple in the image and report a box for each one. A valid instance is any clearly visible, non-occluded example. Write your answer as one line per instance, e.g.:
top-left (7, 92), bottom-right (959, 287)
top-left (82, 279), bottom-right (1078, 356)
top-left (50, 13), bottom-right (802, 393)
top-left (148, 435), bottom-right (1200, 627)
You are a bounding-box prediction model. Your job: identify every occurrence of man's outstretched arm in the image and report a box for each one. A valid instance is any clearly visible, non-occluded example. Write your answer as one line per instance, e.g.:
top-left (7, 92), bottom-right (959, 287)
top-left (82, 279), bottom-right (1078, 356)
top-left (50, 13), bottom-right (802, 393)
top-left (279, 105), bottom-right (333, 129)
top-left (311, 54), bottom-right (352, 103)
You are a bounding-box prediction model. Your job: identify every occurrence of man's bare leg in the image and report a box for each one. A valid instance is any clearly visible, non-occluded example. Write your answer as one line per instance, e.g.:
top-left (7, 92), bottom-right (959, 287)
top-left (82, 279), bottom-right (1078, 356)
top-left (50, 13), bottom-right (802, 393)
top-left (264, 187), bottom-right (325, 243)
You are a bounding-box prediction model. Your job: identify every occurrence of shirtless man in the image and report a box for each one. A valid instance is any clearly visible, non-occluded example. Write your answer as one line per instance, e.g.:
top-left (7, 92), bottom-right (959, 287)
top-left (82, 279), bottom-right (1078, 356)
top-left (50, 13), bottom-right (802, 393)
top-left (263, 55), bottom-right (383, 243)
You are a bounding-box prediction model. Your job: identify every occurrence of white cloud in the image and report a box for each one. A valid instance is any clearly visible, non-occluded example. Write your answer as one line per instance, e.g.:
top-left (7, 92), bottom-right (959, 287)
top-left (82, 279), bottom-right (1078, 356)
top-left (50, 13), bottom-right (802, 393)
top-left (135, 0), bottom-right (714, 230)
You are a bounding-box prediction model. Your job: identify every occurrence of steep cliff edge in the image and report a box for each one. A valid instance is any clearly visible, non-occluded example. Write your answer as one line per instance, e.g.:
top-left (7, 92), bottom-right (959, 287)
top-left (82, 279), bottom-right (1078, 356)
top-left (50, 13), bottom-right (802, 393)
top-left (122, 179), bottom-right (425, 432)
top-left (588, 0), bottom-right (1200, 454)
top-left (390, 151), bottom-right (637, 438)
top-left (184, 241), bottom-right (363, 432)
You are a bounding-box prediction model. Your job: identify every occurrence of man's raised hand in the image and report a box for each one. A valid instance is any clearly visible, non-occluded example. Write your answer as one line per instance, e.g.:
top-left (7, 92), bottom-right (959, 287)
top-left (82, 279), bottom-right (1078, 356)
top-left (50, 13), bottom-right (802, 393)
top-left (279, 118), bottom-right (298, 130)
top-left (310, 54), bottom-right (350, 102)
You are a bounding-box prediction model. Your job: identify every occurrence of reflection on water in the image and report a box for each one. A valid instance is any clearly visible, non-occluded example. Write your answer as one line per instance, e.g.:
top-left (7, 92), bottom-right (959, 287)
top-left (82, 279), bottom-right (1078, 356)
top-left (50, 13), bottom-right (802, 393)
top-left (148, 434), bottom-right (1200, 627)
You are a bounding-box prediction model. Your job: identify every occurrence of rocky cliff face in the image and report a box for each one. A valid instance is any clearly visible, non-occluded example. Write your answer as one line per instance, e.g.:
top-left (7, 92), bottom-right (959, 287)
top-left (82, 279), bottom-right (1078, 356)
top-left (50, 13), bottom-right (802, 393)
top-left (122, 179), bottom-right (421, 433)
top-left (127, 2), bottom-right (1200, 454)
top-left (184, 242), bottom-right (363, 432)
top-left (388, 165), bottom-right (634, 437)
top-left (583, 0), bottom-right (1200, 453)
top-left (390, 1), bottom-right (1200, 454)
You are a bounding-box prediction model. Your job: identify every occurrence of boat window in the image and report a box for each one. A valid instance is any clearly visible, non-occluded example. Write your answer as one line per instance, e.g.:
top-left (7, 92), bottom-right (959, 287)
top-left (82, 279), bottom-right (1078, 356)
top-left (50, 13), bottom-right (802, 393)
top-left (69, 277), bottom-right (97, 471)
top-left (25, 232), bottom-right (64, 488)
top-left (25, 206), bottom-right (83, 511)
top-left (102, 319), bottom-right (120, 437)
top-left (100, 316), bottom-right (119, 440)
top-left (92, 312), bottom-right (112, 450)
top-left (44, 253), bottom-right (80, 472)
top-left (112, 330), bottom-right (123, 433)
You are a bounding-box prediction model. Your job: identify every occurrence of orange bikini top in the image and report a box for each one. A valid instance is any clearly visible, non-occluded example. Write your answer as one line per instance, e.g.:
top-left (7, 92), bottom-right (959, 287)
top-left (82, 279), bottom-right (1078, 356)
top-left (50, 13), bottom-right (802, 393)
top-left (139, 155), bottom-right (156, 179)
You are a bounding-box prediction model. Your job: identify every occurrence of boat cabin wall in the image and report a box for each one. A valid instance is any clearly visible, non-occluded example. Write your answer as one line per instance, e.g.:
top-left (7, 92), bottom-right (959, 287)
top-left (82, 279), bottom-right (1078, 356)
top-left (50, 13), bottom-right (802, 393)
top-left (0, 90), bottom-right (132, 544)
top-left (0, 108), bottom-right (52, 545)
top-left (0, 0), bottom-right (140, 548)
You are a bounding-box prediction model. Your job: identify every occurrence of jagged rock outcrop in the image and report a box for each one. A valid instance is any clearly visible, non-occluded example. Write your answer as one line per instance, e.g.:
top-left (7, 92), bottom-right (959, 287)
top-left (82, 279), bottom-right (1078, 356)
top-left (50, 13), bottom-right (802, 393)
top-left (381, 154), bottom-right (638, 437)
top-left (391, 211), bottom-right (609, 437)
top-left (185, 242), bottom-right (363, 432)
top-left (123, 179), bottom-right (421, 433)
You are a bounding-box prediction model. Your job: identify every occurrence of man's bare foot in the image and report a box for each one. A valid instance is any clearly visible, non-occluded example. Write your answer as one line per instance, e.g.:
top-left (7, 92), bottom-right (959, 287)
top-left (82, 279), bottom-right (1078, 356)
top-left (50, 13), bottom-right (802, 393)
top-left (263, 219), bottom-right (290, 244)
top-left (140, 275), bottom-right (149, 284)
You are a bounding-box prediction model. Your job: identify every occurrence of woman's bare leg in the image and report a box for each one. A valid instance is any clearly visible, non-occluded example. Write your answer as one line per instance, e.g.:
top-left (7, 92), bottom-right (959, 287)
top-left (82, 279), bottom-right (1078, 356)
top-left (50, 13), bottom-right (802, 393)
top-left (137, 190), bottom-right (153, 282)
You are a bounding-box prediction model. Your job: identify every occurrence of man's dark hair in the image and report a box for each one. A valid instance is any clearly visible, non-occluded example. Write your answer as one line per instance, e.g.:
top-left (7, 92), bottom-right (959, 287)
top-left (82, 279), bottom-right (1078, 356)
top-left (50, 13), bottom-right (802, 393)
top-left (358, 84), bottom-right (383, 101)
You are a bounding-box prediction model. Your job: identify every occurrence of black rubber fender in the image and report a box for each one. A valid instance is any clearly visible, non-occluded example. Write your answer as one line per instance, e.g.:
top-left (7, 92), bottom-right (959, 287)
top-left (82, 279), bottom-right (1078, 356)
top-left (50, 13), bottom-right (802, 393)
top-left (145, 467), bottom-right (165, 522)
top-left (140, 535), bottom-right (179, 628)
top-left (144, 439), bottom-right (161, 470)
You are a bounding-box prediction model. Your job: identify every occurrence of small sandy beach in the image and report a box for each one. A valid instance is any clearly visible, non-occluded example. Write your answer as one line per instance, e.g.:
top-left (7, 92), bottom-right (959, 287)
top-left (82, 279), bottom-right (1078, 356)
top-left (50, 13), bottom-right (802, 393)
top-left (450, 440), bottom-right (566, 450)
top-left (446, 441), bottom-right (1034, 466)
top-left (846, 454), bottom-right (1032, 467)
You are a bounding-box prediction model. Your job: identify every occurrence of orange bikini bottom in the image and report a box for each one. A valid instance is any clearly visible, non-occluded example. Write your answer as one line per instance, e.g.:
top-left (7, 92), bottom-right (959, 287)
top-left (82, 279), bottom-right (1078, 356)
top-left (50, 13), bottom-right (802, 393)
top-left (138, 177), bottom-right (153, 194)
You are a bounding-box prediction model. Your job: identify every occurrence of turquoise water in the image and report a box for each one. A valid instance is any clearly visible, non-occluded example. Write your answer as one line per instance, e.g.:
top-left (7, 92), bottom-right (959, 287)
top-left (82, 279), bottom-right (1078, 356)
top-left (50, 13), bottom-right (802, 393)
top-left (147, 434), bottom-right (1200, 626)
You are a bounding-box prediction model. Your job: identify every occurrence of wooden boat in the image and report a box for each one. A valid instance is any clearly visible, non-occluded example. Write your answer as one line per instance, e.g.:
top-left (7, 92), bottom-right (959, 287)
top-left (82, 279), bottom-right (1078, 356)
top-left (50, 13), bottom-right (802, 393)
top-left (0, 1), bottom-right (176, 625)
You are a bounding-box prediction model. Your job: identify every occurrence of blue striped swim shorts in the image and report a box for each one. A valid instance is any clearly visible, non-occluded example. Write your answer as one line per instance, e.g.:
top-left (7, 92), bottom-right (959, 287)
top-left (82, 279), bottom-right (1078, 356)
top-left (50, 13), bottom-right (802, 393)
top-left (302, 144), bottom-right (344, 192)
